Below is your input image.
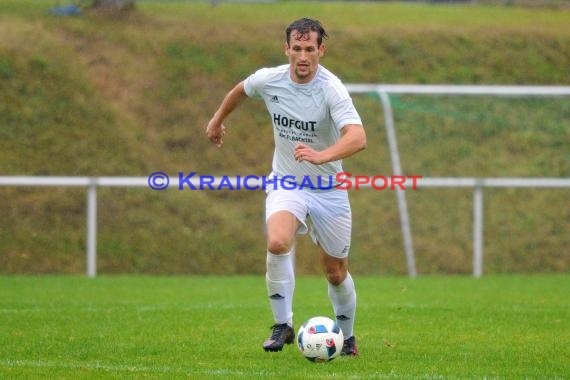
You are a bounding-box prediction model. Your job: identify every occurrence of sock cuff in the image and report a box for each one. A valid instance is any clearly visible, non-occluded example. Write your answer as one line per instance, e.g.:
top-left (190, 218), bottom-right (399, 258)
top-left (266, 250), bottom-right (293, 261)
top-left (266, 250), bottom-right (295, 283)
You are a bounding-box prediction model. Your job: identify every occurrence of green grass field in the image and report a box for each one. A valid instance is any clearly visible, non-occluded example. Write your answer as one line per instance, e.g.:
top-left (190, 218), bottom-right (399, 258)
top-left (1, 275), bottom-right (568, 379)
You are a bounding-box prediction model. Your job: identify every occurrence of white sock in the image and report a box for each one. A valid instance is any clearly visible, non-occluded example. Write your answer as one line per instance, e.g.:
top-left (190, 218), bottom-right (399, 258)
top-left (266, 249), bottom-right (295, 326)
top-left (328, 272), bottom-right (356, 339)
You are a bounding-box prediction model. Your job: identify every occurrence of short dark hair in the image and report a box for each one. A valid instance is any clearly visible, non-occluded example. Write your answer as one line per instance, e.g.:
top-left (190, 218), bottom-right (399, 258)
top-left (285, 18), bottom-right (328, 47)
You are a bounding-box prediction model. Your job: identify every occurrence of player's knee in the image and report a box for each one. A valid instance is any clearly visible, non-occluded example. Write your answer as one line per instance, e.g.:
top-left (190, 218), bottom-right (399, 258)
top-left (267, 237), bottom-right (292, 254)
top-left (325, 269), bottom-right (347, 286)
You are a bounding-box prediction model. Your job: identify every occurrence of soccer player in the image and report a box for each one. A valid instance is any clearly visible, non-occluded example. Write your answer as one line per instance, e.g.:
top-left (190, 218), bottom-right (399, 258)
top-left (206, 17), bottom-right (366, 356)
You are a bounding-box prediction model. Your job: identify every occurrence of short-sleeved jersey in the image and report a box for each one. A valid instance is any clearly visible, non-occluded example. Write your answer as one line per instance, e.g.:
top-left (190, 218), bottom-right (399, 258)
top-left (243, 64), bottom-right (362, 187)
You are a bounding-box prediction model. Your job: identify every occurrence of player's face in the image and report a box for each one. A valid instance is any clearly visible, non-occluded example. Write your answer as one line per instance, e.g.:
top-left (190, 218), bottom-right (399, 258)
top-left (285, 30), bottom-right (325, 84)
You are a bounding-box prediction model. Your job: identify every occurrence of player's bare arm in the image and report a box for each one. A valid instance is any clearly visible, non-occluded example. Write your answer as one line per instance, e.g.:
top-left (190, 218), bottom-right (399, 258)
top-left (294, 124), bottom-right (366, 164)
top-left (206, 81), bottom-right (248, 147)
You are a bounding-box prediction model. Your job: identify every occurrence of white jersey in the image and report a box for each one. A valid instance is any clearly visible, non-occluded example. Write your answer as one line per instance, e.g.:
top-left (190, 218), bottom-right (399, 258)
top-left (243, 64), bottom-right (362, 187)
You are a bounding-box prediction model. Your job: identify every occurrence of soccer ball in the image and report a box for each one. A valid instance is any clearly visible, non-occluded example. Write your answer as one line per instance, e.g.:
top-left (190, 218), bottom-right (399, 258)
top-left (296, 316), bottom-right (344, 362)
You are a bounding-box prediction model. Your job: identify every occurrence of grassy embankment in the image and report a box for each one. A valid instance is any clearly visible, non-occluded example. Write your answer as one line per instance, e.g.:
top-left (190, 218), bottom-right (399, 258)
top-left (1, 1), bottom-right (569, 275)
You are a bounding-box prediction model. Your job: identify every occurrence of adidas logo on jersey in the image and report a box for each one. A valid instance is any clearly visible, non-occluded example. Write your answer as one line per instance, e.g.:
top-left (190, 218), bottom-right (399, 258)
top-left (270, 95), bottom-right (279, 103)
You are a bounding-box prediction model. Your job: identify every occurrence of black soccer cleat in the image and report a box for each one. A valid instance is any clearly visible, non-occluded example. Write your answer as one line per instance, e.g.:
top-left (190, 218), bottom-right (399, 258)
top-left (341, 336), bottom-right (358, 357)
top-left (263, 323), bottom-right (295, 352)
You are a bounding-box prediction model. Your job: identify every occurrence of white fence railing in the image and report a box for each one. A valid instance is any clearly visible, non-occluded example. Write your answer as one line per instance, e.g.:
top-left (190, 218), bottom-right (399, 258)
top-left (2, 85), bottom-right (569, 277)
top-left (1, 175), bottom-right (569, 277)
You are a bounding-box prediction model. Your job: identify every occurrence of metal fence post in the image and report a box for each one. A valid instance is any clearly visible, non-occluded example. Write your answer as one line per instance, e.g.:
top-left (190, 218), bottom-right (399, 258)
top-left (87, 179), bottom-right (98, 278)
top-left (473, 183), bottom-right (484, 278)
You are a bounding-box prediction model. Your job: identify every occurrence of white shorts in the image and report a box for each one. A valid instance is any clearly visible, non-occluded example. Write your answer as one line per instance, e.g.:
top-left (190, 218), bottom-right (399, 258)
top-left (265, 187), bottom-right (352, 258)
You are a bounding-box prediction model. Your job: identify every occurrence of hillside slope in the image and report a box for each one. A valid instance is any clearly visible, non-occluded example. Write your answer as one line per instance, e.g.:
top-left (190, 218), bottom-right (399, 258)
top-left (1, 1), bottom-right (569, 275)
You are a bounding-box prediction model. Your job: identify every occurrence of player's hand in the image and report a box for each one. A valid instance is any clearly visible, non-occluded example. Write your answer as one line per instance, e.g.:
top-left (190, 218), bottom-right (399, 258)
top-left (294, 143), bottom-right (324, 165)
top-left (206, 120), bottom-right (226, 148)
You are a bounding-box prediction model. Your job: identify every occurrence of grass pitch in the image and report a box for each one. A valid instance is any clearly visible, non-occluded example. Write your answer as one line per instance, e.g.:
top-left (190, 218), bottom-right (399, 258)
top-left (0, 275), bottom-right (568, 379)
